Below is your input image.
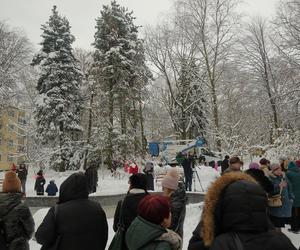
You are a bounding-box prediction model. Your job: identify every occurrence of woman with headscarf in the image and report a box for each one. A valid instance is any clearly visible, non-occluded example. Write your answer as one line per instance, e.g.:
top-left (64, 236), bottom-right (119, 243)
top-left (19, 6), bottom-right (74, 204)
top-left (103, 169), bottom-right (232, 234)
top-left (268, 163), bottom-right (294, 231)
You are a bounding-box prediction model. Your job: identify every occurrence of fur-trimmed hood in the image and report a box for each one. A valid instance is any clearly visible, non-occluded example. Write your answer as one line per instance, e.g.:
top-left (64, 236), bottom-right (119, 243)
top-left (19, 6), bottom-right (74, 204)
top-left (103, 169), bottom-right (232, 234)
top-left (201, 172), bottom-right (269, 247)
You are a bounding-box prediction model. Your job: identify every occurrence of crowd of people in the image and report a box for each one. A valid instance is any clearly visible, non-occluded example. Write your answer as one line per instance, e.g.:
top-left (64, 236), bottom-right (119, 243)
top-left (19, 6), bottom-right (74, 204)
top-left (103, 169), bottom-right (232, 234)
top-left (220, 156), bottom-right (300, 234)
top-left (8, 163), bottom-right (59, 197)
top-left (7, 161), bottom-right (100, 197)
top-left (0, 156), bottom-right (300, 249)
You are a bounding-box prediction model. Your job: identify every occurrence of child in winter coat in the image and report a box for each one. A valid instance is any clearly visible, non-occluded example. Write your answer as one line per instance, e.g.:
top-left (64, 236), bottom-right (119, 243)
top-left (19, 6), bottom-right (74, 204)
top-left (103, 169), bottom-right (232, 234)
top-left (45, 180), bottom-right (58, 196)
top-left (126, 195), bottom-right (182, 250)
top-left (34, 170), bottom-right (46, 196)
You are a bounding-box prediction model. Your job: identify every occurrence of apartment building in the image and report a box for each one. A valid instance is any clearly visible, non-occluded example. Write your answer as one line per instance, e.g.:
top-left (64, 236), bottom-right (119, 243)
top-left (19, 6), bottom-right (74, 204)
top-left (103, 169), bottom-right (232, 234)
top-left (0, 106), bottom-right (26, 170)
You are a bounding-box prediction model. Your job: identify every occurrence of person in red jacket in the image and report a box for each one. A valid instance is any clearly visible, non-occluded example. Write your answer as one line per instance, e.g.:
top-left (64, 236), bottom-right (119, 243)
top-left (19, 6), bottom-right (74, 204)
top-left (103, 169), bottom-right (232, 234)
top-left (11, 163), bottom-right (17, 172)
top-left (129, 161), bottom-right (139, 175)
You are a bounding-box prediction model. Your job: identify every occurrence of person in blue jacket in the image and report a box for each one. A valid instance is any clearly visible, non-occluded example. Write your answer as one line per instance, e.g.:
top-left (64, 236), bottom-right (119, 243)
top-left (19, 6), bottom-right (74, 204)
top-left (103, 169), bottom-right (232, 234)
top-left (45, 180), bottom-right (58, 196)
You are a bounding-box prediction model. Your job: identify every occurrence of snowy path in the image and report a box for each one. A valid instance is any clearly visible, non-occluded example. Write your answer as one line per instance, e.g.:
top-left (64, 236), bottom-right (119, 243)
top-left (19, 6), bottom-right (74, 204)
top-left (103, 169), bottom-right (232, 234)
top-left (29, 202), bottom-right (300, 250)
top-left (25, 165), bottom-right (220, 197)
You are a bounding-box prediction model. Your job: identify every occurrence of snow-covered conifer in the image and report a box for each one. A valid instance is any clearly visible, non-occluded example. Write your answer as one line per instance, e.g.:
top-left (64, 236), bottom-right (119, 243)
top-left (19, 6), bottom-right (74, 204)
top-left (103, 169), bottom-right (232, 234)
top-left (32, 6), bottom-right (83, 171)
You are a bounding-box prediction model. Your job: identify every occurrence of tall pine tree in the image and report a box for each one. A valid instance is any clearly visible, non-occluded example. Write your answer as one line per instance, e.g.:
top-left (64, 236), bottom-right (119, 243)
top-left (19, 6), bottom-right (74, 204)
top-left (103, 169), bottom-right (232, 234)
top-left (172, 58), bottom-right (207, 139)
top-left (93, 1), bottom-right (150, 165)
top-left (32, 6), bottom-right (83, 171)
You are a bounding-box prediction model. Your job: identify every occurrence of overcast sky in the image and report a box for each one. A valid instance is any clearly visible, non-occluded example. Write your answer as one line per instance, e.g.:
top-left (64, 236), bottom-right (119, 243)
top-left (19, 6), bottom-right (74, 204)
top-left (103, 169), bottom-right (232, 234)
top-left (0, 0), bottom-right (278, 50)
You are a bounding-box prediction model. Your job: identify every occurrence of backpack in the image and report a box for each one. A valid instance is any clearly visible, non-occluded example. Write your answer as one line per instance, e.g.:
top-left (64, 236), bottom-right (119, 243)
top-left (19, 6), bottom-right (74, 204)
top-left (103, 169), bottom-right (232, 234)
top-left (0, 217), bottom-right (8, 250)
top-left (0, 203), bottom-right (21, 250)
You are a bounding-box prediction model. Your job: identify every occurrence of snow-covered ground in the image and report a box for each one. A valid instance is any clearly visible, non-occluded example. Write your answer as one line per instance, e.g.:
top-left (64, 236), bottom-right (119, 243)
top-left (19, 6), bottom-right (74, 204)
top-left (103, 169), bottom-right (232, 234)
top-left (29, 202), bottom-right (300, 250)
top-left (24, 164), bottom-right (220, 196)
top-left (29, 204), bottom-right (203, 250)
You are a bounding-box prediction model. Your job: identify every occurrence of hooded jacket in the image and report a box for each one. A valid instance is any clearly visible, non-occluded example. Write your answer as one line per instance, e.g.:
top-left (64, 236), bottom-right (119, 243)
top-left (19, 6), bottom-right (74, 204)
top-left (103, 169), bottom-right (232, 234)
top-left (286, 162), bottom-right (300, 207)
top-left (35, 173), bottom-right (108, 250)
top-left (0, 193), bottom-right (34, 250)
top-left (126, 216), bottom-right (182, 250)
top-left (188, 172), bottom-right (296, 250)
top-left (34, 174), bottom-right (46, 195)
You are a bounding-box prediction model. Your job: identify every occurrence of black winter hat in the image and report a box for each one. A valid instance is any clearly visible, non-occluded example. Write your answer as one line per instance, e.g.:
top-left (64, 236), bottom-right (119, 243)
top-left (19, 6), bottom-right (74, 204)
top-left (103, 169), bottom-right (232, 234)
top-left (129, 173), bottom-right (148, 191)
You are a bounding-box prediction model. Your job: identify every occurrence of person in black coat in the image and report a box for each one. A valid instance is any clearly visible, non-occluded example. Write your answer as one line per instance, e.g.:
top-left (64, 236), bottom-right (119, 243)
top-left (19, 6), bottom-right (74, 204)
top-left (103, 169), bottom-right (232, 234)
top-left (113, 173), bottom-right (149, 249)
top-left (34, 170), bottom-right (46, 195)
top-left (245, 162), bottom-right (274, 194)
top-left (221, 155), bottom-right (229, 173)
top-left (36, 173), bottom-right (108, 250)
top-left (143, 161), bottom-right (154, 190)
top-left (188, 172), bottom-right (296, 250)
top-left (169, 181), bottom-right (187, 238)
top-left (17, 162), bottom-right (28, 194)
top-left (85, 163), bottom-right (98, 193)
top-left (182, 154), bottom-right (194, 191)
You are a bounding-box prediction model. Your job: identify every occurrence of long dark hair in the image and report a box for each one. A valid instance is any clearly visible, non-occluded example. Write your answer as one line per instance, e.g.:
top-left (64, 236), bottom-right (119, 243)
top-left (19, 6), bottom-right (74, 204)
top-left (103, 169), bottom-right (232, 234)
top-left (128, 173), bottom-right (149, 194)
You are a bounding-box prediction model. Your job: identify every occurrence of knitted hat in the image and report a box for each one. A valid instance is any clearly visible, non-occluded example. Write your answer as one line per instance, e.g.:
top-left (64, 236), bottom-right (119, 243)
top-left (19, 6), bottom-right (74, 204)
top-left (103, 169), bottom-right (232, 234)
top-left (2, 171), bottom-right (21, 193)
top-left (161, 168), bottom-right (180, 190)
top-left (249, 162), bottom-right (260, 170)
top-left (270, 163), bottom-right (281, 172)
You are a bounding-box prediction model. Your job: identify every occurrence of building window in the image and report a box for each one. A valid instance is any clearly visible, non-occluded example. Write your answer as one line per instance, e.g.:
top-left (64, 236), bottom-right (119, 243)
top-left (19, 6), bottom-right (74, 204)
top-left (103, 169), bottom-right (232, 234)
top-left (8, 110), bottom-right (15, 117)
top-left (18, 117), bottom-right (26, 125)
top-left (17, 145), bottom-right (25, 153)
top-left (18, 128), bottom-right (25, 134)
top-left (8, 124), bottom-right (14, 132)
top-left (18, 137), bottom-right (25, 145)
top-left (7, 154), bottom-right (14, 162)
top-left (8, 140), bottom-right (14, 149)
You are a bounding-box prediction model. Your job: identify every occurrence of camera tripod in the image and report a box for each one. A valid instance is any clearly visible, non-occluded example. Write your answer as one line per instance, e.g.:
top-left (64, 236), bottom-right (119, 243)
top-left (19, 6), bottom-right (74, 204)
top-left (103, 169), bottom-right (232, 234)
top-left (193, 166), bottom-right (204, 192)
